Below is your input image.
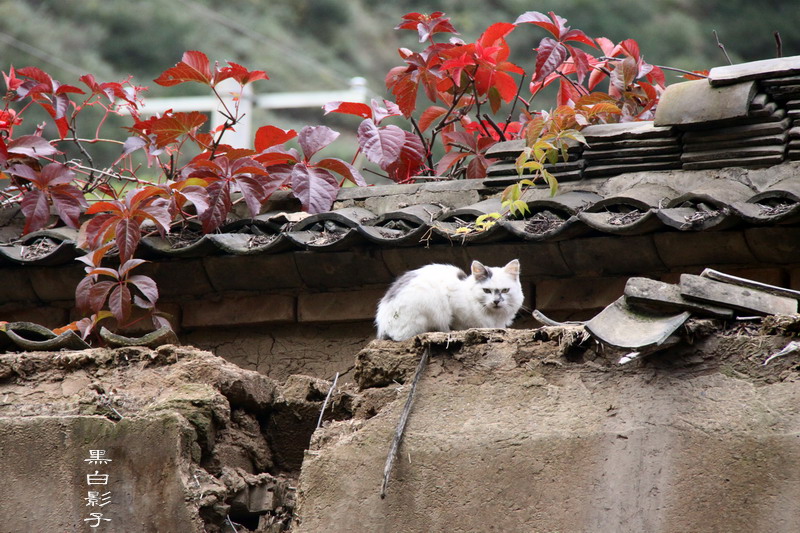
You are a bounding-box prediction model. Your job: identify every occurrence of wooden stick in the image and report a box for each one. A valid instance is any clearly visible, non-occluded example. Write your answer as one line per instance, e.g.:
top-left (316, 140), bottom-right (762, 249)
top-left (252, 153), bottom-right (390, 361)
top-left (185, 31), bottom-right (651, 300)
top-left (380, 344), bottom-right (430, 499)
top-left (316, 372), bottom-right (339, 430)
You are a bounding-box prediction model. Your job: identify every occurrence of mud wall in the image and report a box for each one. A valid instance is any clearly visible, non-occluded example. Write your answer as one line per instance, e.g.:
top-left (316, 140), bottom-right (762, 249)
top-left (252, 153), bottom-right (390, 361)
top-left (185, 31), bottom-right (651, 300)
top-left (295, 328), bottom-right (800, 533)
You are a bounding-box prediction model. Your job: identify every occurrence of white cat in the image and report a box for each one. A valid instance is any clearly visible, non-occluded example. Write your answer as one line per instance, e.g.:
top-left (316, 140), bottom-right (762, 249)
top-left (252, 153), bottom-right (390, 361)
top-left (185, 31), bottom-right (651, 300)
top-left (375, 259), bottom-right (523, 341)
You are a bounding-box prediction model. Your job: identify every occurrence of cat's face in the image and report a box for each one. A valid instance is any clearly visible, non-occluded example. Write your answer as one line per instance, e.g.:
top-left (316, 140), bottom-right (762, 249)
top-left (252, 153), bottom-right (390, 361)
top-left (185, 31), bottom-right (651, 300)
top-left (470, 260), bottom-right (523, 313)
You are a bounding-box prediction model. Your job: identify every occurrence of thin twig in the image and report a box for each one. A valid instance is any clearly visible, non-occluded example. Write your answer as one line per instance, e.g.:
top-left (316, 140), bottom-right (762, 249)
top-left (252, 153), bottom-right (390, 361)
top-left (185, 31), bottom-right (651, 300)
top-left (316, 372), bottom-right (339, 430)
top-left (775, 31), bottom-right (783, 58)
top-left (482, 113), bottom-right (507, 141)
top-left (713, 30), bottom-right (733, 65)
top-left (380, 344), bottom-right (430, 499)
top-left (503, 72), bottom-right (527, 134)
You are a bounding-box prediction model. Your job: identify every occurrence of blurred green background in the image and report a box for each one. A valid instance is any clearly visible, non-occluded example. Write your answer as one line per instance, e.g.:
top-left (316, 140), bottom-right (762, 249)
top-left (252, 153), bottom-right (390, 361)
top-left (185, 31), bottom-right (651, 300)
top-left (1, 0), bottom-right (797, 173)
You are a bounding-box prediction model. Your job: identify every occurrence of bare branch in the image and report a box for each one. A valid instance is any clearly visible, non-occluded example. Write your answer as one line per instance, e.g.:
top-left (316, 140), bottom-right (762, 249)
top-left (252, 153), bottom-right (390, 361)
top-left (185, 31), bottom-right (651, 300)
top-left (713, 30), bottom-right (733, 65)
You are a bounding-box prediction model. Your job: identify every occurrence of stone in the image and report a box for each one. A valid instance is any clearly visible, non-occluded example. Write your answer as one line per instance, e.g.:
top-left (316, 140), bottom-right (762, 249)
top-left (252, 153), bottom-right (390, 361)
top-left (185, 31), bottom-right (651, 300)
top-left (181, 293), bottom-right (296, 328)
top-left (624, 277), bottom-right (734, 318)
top-left (654, 79), bottom-right (756, 127)
top-left (139, 258), bottom-right (214, 297)
top-left (0, 414), bottom-right (200, 532)
top-left (535, 276), bottom-right (628, 312)
top-left (585, 296), bottom-right (690, 349)
top-left (298, 289), bottom-right (385, 323)
top-left (0, 304), bottom-right (69, 329)
top-left (745, 227), bottom-right (800, 264)
top-left (680, 274), bottom-right (798, 316)
top-left (203, 253), bottom-right (303, 292)
top-left (28, 264), bottom-right (84, 302)
top-left (294, 249), bottom-right (394, 289)
top-left (0, 268), bottom-right (39, 303)
top-left (559, 235), bottom-right (666, 275)
top-left (654, 232), bottom-right (758, 267)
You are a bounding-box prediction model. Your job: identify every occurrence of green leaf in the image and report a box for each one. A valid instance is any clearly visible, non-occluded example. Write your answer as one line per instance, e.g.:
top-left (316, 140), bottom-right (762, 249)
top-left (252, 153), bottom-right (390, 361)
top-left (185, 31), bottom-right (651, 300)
top-left (513, 199), bottom-right (530, 216)
top-left (544, 170), bottom-right (559, 197)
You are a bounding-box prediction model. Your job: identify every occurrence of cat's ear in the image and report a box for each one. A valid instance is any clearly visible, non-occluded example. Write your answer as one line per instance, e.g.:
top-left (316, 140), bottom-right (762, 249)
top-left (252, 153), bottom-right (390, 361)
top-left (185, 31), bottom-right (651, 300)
top-left (503, 259), bottom-right (520, 278)
top-left (471, 260), bottom-right (490, 282)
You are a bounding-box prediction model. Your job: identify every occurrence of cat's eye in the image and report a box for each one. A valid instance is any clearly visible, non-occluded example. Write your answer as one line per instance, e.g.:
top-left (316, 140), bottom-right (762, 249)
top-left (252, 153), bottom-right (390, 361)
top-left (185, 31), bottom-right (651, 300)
top-left (501, 288), bottom-right (509, 293)
top-left (483, 288), bottom-right (491, 294)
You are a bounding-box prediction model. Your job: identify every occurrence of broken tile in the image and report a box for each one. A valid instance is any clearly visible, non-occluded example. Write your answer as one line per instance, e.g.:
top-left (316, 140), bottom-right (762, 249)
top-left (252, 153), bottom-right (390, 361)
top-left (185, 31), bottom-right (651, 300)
top-left (700, 268), bottom-right (800, 300)
top-left (585, 296), bottom-right (690, 350)
top-left (682, 119), bottom-right (790, 143)
top-left (654, 79), bottom-right (756, 127)
top-left (709, 55), bottom-right (800, 86)
top-left (680, 274), bottom-right (798, 315)
top-left (624, 276), bottom-right (734, 318)
top-left (680, 145), bottom-right (786, 163)
top-left (581, 121), bottom-right (675, 140)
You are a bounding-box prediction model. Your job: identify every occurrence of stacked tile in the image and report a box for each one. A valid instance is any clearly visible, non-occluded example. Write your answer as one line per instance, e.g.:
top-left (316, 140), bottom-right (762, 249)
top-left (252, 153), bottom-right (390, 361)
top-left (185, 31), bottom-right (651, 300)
top-left (655, 78), bottom-right (788, 170)
top-left (580, 121), bottom-right (681, 179)
top-left (774, 76), bottom-right (800, 158)
top-left (706, 56), bottom-right (800, 163)
top-left (484, 139), bottom-right (584, 186)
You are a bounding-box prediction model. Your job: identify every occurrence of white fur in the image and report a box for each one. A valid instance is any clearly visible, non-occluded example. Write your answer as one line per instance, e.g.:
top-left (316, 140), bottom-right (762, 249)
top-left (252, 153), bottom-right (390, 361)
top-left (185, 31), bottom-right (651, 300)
top-left (375, 260), bottom-right (523, 341)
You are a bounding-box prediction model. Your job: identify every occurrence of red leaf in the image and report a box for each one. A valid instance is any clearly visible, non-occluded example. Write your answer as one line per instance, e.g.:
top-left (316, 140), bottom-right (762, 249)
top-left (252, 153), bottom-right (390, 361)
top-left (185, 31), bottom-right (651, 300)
top-left (255, 148), bottom-right (299, 167)
top-left (357, 119), bottom-right (405, 169)
top-left (385, 68), bottom-right (418, 118)
top-left (534, 38), bottom-right (569, 83)
top-left (435, 151), bottom-right (468, 176)
top-left (128, 274), bottom-right (159, 307)
top-left (199, 181), bottom-right (232, 233)
top-left (385, 132), bottom-right (427, 182)
top-left (291, 164), bottom-right (339, 214)
top-left (20, 188), bottom-right (50, 234)
top-left (147, 111), bottom-right (207, 148)
top-left (85, 200), bottom-right (123, 216)
top-left (7, 135), bottom-right (58, 158)
top-left (235, 175), bottom-right (268, 217)
top-left (17, 66), bottom-right (53, 90)
top-left (371, 99), bottom-right (403, 124)
top-left (214, 61), bottom-right (269, 86)
top-left (154, 50), bottom-right (212, 87)
top-left (323, 101), bottom-right (372, 119)
top-left (562, 29), bottom-right (597, 48)
top-left (418, 105), bottom-right (448, 132)
top-left (298, 125), bottom-right (339, 160)
top-left (78, 213), bottom-right (118, 250)
top-left (89, 280), bottom-right (115, 314)
top-left (396, 12), bottom-right (458, 42)
top-left (254, 125), bottom-right (297, 151)
top-left (478, 22), bottom-right (516, 48)
top-left (466, 154), bottom-right (492, 179)
top-left (514, 11), bottom-right (561, 37)
top-left (618, 39), bottom-right (641, 62)
top-left (75, 275), bottom-right (95, 313)
top-left (118, 258), bottom-right (147, 278)
top-left (315, 158), bottom-right (367, 187)
top-left (108, 284), bottom-right (132, 323)
top-left (50, 188), bottom-right (87, 228)
top-left (115, 218), bottom-right (141, 263)
top-left (566, 45), bottom-right (593, 84)
top-left (120, 136), bottom-right (148, 159)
